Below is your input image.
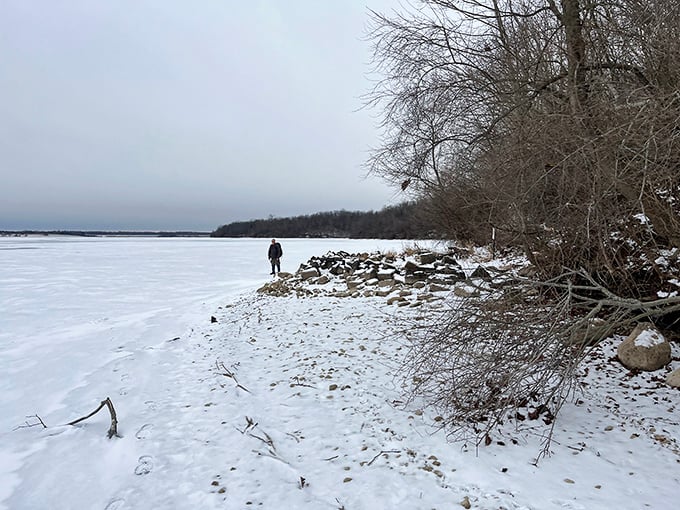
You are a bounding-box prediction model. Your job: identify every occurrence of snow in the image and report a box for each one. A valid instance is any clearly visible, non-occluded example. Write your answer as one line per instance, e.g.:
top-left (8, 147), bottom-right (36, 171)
top-left (634, 329), bottom-right (666, 348)
top-left (632, 213), bottom-right (650, 225)
top-left (2, 237), bottom-right (679, 509)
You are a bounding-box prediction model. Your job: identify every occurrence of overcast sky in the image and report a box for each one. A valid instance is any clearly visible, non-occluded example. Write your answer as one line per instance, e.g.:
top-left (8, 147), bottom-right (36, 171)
top-left (0, 1), bottom-right (403, 231)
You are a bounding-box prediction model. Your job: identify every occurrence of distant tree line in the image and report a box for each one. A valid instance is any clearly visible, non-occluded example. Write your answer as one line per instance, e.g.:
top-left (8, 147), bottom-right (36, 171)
top-left (0, 231), bottom-right (210, 237)
top-left (210, 202), bottom-right (430, 239)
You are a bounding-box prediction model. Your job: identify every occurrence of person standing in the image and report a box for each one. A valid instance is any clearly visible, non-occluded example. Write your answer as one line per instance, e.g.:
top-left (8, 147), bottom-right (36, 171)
top-left (268, 238), bottom-right (283, 275)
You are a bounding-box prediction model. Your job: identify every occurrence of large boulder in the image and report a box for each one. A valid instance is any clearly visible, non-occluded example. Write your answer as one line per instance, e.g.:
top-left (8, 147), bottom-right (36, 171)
top-left (666, 368), bottom-right (680, 388)
top-left (617, 323), bottom-right (672, 371)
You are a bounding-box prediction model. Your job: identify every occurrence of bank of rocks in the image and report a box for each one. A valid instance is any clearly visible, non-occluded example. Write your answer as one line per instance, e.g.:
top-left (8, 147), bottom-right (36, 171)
top-left (257, 249), bottom-right (491, 307)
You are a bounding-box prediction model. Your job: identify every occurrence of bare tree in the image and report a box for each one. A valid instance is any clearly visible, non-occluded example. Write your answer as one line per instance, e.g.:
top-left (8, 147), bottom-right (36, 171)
top-left (367, 1), bottom-right (680, 446)
top-left (367, 0), bottom-right (680, 294)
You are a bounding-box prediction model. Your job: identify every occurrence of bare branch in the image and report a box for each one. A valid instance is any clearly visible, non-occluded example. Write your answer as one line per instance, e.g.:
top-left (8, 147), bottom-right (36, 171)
top-left (68, 397), bottom-right (119, 438)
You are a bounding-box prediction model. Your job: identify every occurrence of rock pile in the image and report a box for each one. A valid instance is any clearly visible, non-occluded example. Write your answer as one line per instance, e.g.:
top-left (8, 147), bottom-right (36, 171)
top-left (257, 250), bottom-right (481, 307)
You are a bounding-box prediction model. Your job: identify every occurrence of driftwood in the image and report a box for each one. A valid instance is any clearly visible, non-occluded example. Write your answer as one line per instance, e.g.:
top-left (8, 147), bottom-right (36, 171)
top-left (68, 397), bottom-right (119, 438)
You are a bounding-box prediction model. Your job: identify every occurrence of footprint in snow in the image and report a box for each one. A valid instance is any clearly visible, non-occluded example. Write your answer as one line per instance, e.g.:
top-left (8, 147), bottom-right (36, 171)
top-left (134, 456), bottom-right (154, 475)
top-left (104, 498), bottom-right (126, 510)
top-left (135, 423), bottom-right (153, 440)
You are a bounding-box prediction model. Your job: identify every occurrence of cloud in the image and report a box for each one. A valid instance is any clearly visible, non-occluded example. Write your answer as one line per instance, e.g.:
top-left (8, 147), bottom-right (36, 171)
top-left (0, 0), bottom-right (401, 230)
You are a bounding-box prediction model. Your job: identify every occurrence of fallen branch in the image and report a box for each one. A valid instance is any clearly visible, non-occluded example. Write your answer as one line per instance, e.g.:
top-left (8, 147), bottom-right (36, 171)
top-left (68, 397), bottom-right (119, 438)
top-left (216, 360), bottom-right (251, 393)
top-left (367, 449), bottom-right (401, 466)
top-left (14, 414), bottom-right (47, 430)
top-left (402, 265), bottom-right (680, 460)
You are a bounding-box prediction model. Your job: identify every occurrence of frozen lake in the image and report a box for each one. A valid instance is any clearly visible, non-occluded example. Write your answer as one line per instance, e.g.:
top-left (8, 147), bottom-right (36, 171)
top-left (0, 236), bottom-right (416, 433)
top-left (2, 236), bottom-right (423, 508)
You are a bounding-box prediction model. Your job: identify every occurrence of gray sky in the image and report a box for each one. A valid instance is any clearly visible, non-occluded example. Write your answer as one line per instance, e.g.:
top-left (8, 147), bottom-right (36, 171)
top-left (0, 1), bottom-right (402, 231)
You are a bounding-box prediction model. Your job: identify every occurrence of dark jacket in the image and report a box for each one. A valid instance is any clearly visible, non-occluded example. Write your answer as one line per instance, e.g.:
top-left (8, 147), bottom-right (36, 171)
top-left (268, 242), bottom-right (283, 259)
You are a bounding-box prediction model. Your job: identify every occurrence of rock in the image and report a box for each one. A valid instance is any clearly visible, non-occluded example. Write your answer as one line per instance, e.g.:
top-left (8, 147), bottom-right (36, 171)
top-left (407, 261), bottom-right (436, 273)
top-left (460, 496), bottom-right (471, 509)
top-left (666, 368), bottom-right (680, 388)
top-left (419, 252), bottom-right (438, 265)
top-left (404, 260), bottom-right (420, 273)
top-left (257, 278), bottom-right (293, 296)
top-left (346, 278), bottom-right (363, 290)
top-left (453, 284), bottom-right (480, 298)
top-left (357, 268), bottom-right (378, 280)
top-left (429, 283), bottom-right (448, 292)
top-left (429, 275), bottom-right (462, 285)
top-left (405, 272), bottom-right (430, 284)
top-left (329, 263), bottom-right (346, 276)
top-left (387, 295), bottom-right (406, 305)
top-left (316, 275), bottom-right (330, 285)
top-left (470, 265), bottom-right (492, 280)
top-left (277, 271), bottom-right (293, 279)
top-left (210, 316), bottom-right (217, 323)
top-left (377, 269), bottom-right (396, 280)
top-left (617, 323), bottom-right (671, 371)
top-left (299, 267), bottom-right (320, 280)
top-left (437, 265), bottom-right (466, 278)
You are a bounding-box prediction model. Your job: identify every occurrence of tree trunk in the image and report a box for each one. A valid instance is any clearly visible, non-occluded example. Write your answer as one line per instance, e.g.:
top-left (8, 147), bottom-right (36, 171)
top-left (561, 0), bottom-right (588, 113)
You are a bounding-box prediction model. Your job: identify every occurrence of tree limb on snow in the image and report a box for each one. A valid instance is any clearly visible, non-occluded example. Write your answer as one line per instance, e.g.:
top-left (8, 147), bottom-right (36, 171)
top-left (67, 397), bottom-right (119, 439)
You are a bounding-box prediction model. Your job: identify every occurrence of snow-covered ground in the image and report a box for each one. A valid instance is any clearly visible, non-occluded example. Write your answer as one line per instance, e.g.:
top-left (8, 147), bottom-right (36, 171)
top-left (1, 237), bottom-right (678, 509)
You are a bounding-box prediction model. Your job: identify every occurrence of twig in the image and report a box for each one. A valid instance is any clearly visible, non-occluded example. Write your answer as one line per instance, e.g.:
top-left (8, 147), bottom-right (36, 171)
top-left (367, 449), bottom-right (401, 466)
top-left (216, 360), bottom-right (251, 393)
top-left (14, 414), bottom-right (47, 430)
top-left (68, 397), bottom-right (119, 438)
